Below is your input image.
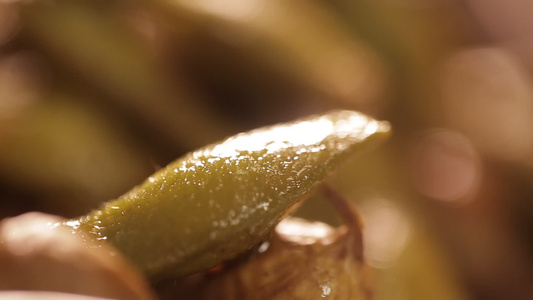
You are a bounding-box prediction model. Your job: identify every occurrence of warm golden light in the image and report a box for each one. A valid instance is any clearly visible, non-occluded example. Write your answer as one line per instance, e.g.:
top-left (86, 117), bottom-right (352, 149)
top-left (0, 52), bottom-right (50, 128)
top-left (358, 197), bottom-right (411, 269)
top-left (206, 111), bottom-right (386, 158)
top-left (410, 129), bottom-right (481, 204)
top-left (0, 4), bottom-right (19, 46)
top-left (276, 218), bottom-right (336, 245)
top-left (439, 47), bottom-right (533, 162)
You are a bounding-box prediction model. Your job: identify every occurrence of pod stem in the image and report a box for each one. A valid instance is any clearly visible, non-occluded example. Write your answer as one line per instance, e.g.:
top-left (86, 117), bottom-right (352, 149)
top-left (321, 184), bottom-right (364, 261)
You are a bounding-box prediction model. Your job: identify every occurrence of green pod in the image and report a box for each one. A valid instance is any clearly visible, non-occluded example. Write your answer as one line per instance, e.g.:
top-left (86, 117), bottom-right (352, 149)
top-left (67, 110), bottom-right (390, 280)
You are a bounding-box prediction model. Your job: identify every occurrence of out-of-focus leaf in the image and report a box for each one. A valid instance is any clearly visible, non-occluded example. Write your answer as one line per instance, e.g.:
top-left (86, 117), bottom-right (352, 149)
top-left (0, 91), bottom-right (152, 216)
top-left (21, 0), bottom-right (235, 150)
top-left (148, 0), bottom-right (386, 112)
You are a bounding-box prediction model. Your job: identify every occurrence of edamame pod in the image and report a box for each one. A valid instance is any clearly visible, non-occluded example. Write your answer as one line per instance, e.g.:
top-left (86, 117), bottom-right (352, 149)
top-left (67, 110), bottom-right (390, 280)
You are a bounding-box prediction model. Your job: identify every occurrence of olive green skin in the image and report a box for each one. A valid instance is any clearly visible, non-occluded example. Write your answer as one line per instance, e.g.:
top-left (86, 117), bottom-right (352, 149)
top-left (70, 110), bottom-right (389, 280)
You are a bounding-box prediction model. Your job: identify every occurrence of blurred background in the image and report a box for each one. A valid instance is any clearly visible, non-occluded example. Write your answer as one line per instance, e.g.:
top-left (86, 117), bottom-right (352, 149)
top-left (0, 0), bottom-right (532, 299)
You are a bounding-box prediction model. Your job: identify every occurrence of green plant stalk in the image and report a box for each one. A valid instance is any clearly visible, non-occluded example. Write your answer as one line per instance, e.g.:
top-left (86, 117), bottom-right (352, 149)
top-left (65, 110), bottom-right (390, 280)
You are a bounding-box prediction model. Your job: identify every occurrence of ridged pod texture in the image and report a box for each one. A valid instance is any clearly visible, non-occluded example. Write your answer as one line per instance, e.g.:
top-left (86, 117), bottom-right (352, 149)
top-left (71, 110), bottom-right (390, 280)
